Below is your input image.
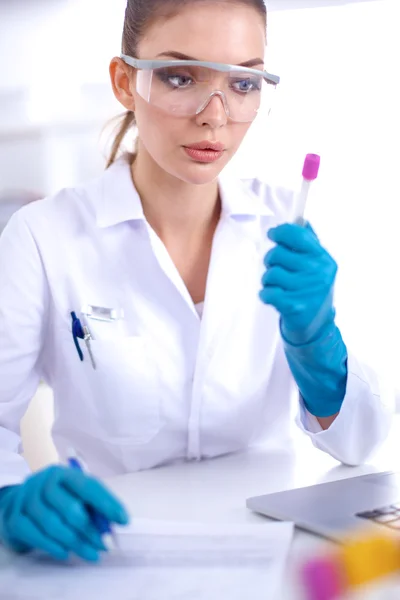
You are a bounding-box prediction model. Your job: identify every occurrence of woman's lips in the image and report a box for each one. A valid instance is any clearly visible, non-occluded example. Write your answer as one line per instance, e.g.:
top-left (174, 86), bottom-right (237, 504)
top-left (183, 142), bottom-right (225, 163)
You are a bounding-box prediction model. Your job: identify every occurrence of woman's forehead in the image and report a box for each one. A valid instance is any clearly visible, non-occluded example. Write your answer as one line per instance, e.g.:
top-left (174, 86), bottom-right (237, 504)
top-left (139, 2), bottom-right (266, 65)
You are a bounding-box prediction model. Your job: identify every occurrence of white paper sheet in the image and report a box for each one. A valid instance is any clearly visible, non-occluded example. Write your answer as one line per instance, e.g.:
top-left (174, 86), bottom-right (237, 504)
top-left (0, 519), bottom-right (294, 600)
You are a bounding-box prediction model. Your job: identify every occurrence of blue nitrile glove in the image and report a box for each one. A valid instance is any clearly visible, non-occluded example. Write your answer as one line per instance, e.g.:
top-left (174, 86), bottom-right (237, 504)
top-left (259, 222), bottom-right (348, 418)
top-left (0, 466), bottom-right (129, 562)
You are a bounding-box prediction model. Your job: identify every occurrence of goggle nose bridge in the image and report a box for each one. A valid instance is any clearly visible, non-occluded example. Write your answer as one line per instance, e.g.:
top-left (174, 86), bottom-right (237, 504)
top-left (195, 90), bottom-right (230, 118)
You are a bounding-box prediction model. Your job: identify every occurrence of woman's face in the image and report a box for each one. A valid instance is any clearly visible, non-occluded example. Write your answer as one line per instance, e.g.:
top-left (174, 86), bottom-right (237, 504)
top-left (115, 2), bottom-right (266, 185)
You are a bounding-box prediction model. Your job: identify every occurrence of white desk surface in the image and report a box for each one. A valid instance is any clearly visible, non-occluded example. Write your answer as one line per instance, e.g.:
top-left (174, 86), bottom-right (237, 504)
top-left (105, 420), bottom-right (400, 599)
top-left (2, 419), bottom-right (400, 599)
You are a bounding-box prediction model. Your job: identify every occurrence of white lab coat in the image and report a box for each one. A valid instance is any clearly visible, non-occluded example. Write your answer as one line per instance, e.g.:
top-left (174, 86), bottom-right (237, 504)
top-left (0, 157), bottom-right (393, 488)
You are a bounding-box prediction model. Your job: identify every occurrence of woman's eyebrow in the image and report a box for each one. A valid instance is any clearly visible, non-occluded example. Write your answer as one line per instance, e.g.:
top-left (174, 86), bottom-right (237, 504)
top-left (156, 50), bottom-right (264, 68)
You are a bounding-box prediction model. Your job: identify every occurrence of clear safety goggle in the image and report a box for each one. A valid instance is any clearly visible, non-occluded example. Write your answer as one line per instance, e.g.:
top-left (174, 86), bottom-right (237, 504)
top-left (121, 55), bottom-right (280, 123)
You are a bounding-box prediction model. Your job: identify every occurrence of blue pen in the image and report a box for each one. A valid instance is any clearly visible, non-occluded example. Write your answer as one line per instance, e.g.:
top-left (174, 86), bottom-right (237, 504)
top-left (67, 450), bottom-right (117, 549)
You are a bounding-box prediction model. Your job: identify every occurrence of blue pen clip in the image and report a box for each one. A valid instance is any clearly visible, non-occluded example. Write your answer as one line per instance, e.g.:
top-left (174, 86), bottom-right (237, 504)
top-left (71, 312), bottom-right (84, 361)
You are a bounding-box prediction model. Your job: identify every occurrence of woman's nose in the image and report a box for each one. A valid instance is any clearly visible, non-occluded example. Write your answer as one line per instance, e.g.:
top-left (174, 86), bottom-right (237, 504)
top-left (195, 92), bottom-right (229, 128)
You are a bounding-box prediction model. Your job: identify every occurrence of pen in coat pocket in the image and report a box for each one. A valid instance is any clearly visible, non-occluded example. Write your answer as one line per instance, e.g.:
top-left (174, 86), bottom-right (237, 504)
top-left (71, 312), bottom-right (96, 370)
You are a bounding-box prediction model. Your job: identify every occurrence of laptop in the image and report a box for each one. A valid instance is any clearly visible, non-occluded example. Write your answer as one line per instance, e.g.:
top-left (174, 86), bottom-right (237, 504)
top-left (246, 471), bottom-right (400, 542)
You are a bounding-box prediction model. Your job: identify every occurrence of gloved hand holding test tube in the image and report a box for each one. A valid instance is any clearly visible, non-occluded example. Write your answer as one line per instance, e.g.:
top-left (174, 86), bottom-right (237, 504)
top-left (261, 151), bottom-right (347, 419)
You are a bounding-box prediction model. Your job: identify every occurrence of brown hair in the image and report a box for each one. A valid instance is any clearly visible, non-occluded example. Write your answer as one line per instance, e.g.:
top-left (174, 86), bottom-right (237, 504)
top-left (106, 0), bottom-right (267, 168)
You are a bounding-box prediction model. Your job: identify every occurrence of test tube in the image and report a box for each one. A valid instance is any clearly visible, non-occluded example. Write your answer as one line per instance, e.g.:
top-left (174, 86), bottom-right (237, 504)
top-left (294, 153), bottom-right (321, 226)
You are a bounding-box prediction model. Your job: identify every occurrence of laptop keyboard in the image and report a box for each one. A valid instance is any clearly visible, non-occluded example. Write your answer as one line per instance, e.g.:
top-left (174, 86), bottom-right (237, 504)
top-left (357, 503), bottom-right (400, 529)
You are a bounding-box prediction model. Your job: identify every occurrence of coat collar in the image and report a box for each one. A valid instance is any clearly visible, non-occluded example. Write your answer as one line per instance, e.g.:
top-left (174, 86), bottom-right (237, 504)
top-left (95, 157), bottom-right (145, 228)
top-left (92, 156), bottom-right (273, 229)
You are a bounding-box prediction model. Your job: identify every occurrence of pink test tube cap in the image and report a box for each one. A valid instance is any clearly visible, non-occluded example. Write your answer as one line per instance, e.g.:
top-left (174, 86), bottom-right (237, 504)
top-left (301, 556), bottom-right (345, 600)
top-left (302, 154), bottom-right (321, 181)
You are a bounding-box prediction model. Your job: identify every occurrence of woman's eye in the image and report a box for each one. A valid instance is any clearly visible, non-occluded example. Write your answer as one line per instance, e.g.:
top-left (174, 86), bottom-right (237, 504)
top-left (168, 75), bottom-right (193, 88)
top-left (155, 70), bottom-right (194, 88)
top-left (232, 78), bottom-right (261, 93)
top-left (164, 74), bottom-right (193, 88)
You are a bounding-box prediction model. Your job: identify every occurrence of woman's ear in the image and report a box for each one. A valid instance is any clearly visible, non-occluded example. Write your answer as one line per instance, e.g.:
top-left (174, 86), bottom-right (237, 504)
top-left (109, 57), bottom-right (136, 111)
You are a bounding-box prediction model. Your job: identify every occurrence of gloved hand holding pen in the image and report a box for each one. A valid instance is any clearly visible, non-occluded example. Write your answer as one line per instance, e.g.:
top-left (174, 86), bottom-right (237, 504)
top-left (259, 221), bottom-right (348, 419)
top-left (0, 466), bottom-right (130, 562)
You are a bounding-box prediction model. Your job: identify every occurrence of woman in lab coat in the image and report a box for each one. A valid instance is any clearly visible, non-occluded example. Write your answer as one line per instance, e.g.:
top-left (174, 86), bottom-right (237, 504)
top-left (0, 0), bottom-right (393, 563)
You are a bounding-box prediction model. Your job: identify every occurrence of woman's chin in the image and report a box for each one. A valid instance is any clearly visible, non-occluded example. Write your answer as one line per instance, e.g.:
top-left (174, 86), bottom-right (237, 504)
top-left (172, 155), bottom-right (230, 185)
